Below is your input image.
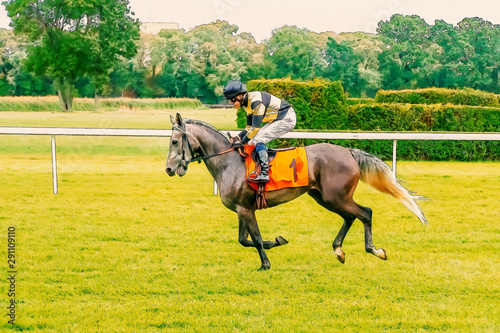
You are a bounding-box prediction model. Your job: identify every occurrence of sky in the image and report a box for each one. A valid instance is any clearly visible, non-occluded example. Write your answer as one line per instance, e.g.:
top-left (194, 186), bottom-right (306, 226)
top-left (1, 0), bottom-right (500, 42)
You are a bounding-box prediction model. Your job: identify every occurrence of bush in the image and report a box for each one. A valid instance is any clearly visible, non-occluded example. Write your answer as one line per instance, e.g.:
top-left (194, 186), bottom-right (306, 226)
top-left (375, 88), bottom-right (500, 107)
top-left (0, 79), bottom-right (13, 96)
top-left (346, 98), bottom-right (377, 105)
top-left (346, 103), bottom-right (500, 132)
top-left (340, 103), bottom-right (499, 161)
top-left (236, 80), bottom-right (499, 161)
top-left (237, 78), bottom-right (347, 129)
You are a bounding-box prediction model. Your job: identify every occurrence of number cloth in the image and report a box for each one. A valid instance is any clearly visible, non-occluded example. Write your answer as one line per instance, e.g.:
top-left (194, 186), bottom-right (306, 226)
top-left (244, 145), bottom-right (308, 192)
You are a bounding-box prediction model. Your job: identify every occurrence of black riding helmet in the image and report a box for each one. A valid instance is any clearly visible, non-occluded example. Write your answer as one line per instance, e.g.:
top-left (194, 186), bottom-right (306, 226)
top-left (223, 80), bottom-right (247, 99)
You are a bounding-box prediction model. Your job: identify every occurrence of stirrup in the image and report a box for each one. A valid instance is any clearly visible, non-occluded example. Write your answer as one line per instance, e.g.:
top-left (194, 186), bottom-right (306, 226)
top-left (253, 172), bottom-right (269, 183)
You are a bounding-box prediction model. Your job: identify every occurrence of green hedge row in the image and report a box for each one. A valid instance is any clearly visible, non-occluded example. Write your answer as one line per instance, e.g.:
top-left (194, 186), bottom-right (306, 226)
top-left (272, 103), bottom-right (499, 161)
top-left (238, 78), bottom-right (347, 129)
top-left (346, 98), bottom-right (378, 106)
top-left (272, 138), bottom-right (499, 161)
top-left (345, 103), bottom-right (500, 132)
top-left (375, 88), bottom-right (500, 107)
top-left (339, 103), bottom-right (499, 161)
top-left (236, 79), bottom-right (499, 161)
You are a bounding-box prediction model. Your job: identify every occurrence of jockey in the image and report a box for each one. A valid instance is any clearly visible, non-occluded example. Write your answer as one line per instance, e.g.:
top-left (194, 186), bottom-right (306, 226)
top-left (223, 80), bottom-right (297, 182)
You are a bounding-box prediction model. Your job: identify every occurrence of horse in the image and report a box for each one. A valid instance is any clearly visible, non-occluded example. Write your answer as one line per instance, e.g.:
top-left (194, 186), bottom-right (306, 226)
top-left (165, 113), bottom-right (428, 270)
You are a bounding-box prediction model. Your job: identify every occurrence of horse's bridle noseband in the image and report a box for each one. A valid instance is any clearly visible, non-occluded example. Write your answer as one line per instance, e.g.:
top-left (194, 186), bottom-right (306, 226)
top-left (172, 122), bottom-right (202, 169)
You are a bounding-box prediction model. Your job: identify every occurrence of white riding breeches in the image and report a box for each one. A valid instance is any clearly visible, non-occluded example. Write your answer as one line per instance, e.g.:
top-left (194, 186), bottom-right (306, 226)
top-left (250, 107), bottom-right (296, 145)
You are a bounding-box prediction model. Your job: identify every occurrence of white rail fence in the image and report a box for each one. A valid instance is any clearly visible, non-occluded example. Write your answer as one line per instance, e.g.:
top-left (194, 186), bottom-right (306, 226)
top-left (1, 127), bottom-right (499, 195)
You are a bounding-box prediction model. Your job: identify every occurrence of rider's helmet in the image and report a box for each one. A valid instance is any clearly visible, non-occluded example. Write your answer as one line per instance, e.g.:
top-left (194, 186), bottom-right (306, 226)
top-left (223, 80), bottom-right (247, 99)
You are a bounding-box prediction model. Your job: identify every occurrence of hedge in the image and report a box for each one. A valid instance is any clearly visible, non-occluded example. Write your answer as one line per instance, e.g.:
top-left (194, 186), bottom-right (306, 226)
top-left (338, 103), bottom-right (500, 161)
top-left (270, 103), bottom-right (499, 161)
top-left (346, 98), bottom-right (377, 106)
top-left (345, 103), bottom-right (500, 132)
top-left (237, 78), bottom-right (347, 129)
top-left (236, 78), bottom-right (499, 161)
top-left (375, 88), bottom-right (500, 107)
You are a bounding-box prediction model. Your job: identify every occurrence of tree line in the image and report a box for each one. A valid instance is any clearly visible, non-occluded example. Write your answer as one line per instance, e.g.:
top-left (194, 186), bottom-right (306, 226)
top-left (1, 0), bottom-right (500, 109)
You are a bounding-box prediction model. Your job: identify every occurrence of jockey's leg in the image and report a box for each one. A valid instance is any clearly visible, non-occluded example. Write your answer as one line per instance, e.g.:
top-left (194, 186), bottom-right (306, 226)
top-left (251, 108), bottom-right (296, 183)
top-left (254, 142), bottom-right (270, 182)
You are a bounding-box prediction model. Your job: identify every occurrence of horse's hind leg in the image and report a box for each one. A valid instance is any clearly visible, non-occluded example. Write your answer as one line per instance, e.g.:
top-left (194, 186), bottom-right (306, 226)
top-left (337, 202), bottom-right (387, 261)
top-left (309, 189), bottom-right (387, 262)
top-left (332, 214), bottom-right (356, 264)
top-left (309, 189), bottom-right (355, 263)
top-left (355, 204), bottom-right (387, 260)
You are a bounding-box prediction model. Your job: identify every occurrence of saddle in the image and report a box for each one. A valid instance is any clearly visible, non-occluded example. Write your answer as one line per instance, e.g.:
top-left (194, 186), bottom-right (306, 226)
top-left (243, 145), bottom-right (308, 209)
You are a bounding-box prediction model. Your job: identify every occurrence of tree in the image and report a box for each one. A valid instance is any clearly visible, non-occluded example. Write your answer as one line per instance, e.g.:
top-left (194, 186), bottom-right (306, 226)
top-left (428, 19), bottom-right (469, 89)
top-left (322, 37), bottom-right (365, 96)
top-left (149, 20), bottom-right (265, 103)
top-left (338, 32), bottom-right (384, 97)
top-left (265, 26), bottom-right (327, 80)
top-left (377, 14), bottom-right (437, 90)
top-left (2, 0), bottom-right (140, 111)
top-left (0, 30), bottom-right (12, 95)
top-left (456, 17), bottom-right (500, 92)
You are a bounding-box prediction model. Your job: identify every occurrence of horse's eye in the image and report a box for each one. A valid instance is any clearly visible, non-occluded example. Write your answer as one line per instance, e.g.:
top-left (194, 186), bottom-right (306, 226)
top-left (172, 140), bottom-right (178, 145)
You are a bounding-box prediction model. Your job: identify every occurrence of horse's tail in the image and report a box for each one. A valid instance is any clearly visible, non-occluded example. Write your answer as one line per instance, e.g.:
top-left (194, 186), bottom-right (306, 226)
top-left (350, 148), bottom-right (428, 225)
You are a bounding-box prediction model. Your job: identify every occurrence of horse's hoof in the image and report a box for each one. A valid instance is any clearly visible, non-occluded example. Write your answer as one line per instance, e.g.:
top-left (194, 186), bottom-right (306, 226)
top-left (258, 265), bottom-right (271, 271)
top-left (276, 236), bottom-right (289, 246)
top-left (375, 248), bottom-right (387, 260)
top-left (335, 249), bottom-right (345, 264)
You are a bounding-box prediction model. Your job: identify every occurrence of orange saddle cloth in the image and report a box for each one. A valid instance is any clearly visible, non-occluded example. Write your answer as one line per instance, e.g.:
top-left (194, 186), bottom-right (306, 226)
top-left (244, 145), bottom-right (309, 192)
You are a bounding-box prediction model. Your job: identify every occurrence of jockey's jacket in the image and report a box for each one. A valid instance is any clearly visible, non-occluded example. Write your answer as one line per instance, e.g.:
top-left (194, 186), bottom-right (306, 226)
top-left (238, 91), bottom-right (291, 143)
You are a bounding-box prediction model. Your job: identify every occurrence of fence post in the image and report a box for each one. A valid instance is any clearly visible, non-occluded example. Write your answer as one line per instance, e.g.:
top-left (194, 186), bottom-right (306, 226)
top-left (392, 139), bottom-right (397, 178)
top-left (51, 135), bottom-right (58, 195)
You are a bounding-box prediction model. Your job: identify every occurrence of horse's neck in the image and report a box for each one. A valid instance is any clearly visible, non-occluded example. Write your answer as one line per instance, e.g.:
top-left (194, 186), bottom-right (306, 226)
top-left (188, 123), bottom-right (242, 181)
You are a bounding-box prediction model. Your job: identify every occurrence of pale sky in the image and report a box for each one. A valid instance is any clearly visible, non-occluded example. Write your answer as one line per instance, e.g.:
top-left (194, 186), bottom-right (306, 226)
top-left (1, 0), bottom-right (500, 42)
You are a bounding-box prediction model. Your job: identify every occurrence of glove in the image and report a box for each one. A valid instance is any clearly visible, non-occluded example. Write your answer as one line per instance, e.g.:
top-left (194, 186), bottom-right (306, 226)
top-left (230, 137), bottom-right (243, 149)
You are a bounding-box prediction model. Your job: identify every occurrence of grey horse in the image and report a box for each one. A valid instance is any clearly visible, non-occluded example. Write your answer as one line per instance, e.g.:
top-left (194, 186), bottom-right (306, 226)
top-left (166, 113), bottom-right (427, 270)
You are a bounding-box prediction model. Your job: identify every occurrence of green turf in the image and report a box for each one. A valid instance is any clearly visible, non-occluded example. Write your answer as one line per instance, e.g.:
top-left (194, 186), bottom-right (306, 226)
top-left (0, 109), bottom-right (238, 155)
top-left (0, 109), bottom-right (237, 129)
top-left (0, 155), bottom-right (498, 332)
top-left (0, 109), bottom-right (498, 332)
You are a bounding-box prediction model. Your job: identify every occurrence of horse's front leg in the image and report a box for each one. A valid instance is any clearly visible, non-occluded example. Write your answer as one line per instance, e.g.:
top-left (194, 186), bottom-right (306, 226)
top-left (237, 206), bottom-right (271, 270)
top-left (238, 226), bottom-right (288, 250)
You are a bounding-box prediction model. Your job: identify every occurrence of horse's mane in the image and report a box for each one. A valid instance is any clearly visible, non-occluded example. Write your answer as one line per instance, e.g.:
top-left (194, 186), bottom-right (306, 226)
top-left (184, 119), bottom-right (231, 142)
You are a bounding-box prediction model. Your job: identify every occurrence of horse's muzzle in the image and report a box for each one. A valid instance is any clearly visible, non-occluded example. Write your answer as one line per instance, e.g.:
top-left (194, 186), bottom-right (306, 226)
top-left (166, 164), bottom-right (187, 177)
top-left (165, 167), bottom-right (175, 176)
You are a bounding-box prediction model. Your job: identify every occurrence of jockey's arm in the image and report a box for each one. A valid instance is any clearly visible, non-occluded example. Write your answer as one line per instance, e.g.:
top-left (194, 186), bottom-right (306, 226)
top-left (239, 103), bottom-right (265, 144)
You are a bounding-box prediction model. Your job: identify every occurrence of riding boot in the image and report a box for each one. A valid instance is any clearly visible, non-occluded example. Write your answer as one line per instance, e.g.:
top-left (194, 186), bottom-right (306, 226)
top-left (255, 149), bottom-right (270, 182)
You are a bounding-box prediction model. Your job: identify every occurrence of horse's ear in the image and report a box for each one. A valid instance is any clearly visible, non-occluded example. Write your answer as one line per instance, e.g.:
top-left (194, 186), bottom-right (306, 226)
top-left (170, 115), bottom-right (176, 125)
top-left (175, 113), bottom-right (183, 126)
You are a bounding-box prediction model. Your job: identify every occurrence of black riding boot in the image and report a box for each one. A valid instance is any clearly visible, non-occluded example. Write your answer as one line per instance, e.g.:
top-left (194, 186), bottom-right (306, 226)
top-left (255, 149), bottom-right (270, 182)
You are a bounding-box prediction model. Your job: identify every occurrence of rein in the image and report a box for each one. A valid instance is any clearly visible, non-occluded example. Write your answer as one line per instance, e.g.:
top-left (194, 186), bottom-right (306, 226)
top-left (173, 124), bottom-right (247, 166)
top-left (190, 147), bottom-right (239, 164)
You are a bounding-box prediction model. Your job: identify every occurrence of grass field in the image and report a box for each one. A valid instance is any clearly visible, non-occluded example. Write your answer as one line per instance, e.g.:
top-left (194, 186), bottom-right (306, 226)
top-left (0, 96), bottom-right (205, 112)
top-left (0, 109), bottom-right (238, 155)
top-left (0, 110), bottom-right (499, 332)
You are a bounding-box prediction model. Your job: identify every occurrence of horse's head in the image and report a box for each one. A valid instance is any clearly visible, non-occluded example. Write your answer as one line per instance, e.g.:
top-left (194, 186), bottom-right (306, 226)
top-left (165, 113), bottom-right (204, 177)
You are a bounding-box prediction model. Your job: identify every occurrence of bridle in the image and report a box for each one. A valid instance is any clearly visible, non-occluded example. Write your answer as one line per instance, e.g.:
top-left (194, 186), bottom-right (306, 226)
top-left (172, 122), bottom-right (246, 168)
top-left (172, 122), bottom-right (201, 169)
